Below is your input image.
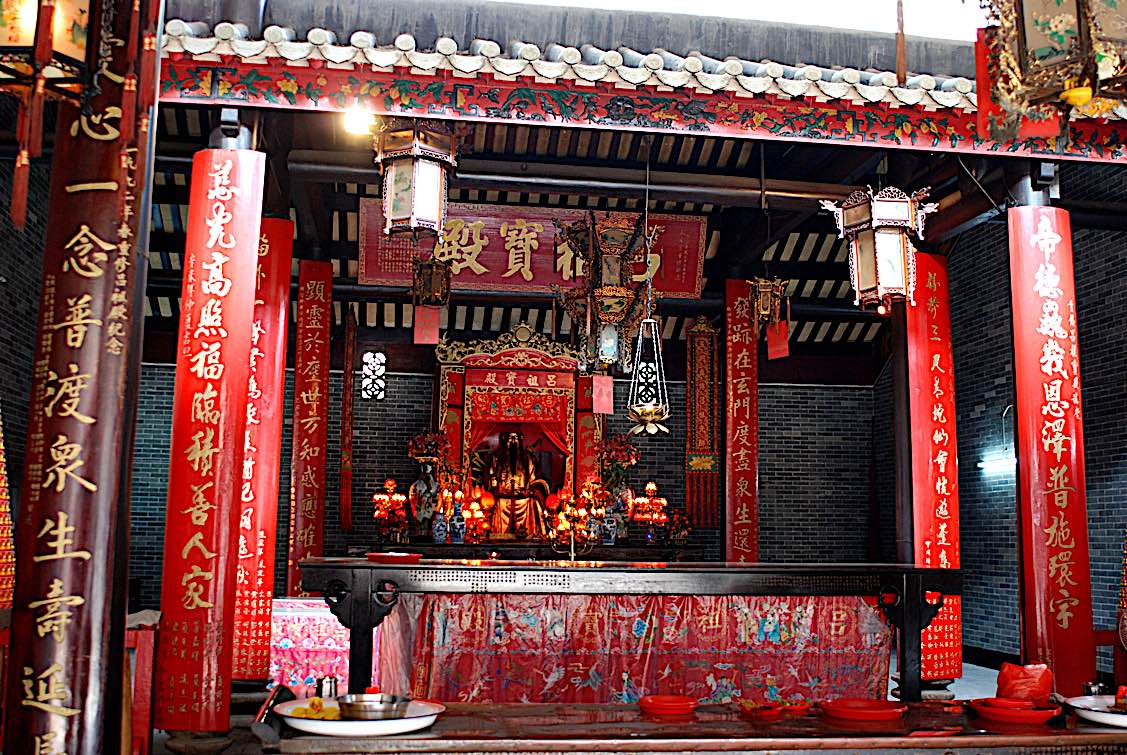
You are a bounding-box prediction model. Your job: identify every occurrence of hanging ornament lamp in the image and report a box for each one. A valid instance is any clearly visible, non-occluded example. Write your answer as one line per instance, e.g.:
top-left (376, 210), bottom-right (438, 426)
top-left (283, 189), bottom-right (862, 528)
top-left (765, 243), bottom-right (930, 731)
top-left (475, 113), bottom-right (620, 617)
top-left (627, 317), bottom-right (670, 435)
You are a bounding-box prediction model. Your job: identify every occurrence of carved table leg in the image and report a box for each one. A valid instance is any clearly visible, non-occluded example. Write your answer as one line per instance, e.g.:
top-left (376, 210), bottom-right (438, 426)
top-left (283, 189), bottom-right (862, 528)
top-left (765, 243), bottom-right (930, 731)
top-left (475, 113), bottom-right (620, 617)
top-left (324, 572), bottom-right (401, 694)
top-left (880, 573), bottom-right (944, 703)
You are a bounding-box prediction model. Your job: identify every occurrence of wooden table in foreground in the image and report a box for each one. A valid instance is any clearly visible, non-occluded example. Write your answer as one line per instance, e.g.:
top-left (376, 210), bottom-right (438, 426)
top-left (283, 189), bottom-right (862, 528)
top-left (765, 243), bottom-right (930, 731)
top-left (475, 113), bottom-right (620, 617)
top-left (267, 702), bottom-right (1127, 754)
top-left (299, 559), bottom-right (960, 701)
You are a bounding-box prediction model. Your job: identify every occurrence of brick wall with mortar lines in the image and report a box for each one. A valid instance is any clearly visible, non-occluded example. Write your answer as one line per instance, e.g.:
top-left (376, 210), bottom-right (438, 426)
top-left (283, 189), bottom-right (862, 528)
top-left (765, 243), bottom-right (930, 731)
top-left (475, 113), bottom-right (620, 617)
top-left (130, 366), bottom-right (877, 606)
top-left (757, 383), bottom-right (874, 562)
top-left (0, 101), bottom-right (50, 509)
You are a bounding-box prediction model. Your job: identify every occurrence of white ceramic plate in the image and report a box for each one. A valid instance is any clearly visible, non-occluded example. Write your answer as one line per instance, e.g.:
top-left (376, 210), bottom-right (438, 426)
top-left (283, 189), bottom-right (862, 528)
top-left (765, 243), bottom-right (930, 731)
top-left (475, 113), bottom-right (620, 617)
top-left (1066, 695), bottom-right (1127, 729)
top-left (275, 699), bottom-right (446, 737)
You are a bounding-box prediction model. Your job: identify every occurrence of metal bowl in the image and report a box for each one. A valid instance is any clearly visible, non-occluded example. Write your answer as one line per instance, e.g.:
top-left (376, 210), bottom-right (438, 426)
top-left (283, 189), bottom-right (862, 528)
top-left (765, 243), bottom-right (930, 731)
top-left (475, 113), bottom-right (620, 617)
top-left (336, 693), bottom-right (412, 720)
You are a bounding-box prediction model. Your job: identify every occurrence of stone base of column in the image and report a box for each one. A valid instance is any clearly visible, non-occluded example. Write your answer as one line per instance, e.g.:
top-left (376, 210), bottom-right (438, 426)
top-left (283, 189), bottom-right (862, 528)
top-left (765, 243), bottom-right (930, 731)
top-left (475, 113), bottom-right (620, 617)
top-left (889, 672), bottom-right (955, 701)
top-left (163, 731), bottom-right (234, 754)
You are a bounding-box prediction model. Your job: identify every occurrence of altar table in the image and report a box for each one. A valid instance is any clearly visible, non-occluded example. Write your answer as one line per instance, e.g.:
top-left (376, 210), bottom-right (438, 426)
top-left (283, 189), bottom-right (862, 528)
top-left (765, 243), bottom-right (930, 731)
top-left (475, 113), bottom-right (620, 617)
top-left (264, 701), bottom-right (1127, 754)
top-left (299, 560), bottom-right (961, 702)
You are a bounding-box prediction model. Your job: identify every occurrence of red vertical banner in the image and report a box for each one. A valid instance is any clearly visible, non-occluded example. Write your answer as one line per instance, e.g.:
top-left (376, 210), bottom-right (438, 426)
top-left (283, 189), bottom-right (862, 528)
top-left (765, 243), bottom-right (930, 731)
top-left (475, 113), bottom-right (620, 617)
top-left (155, 149), bottom-right (265, 730)
top-left (0, 404), bottom-right (12, 609)
top-left (232, 218), bottom-right (292, 680)
top-left (286, 261), bottom-right (332, 596)
top-left (340, 305), bottom-right (357, 532)
top-left (685, 317), bottom-right (720, 528)
top-left (906, 253), bottom-right (963, 681)
top-left (1009, 206), bottom-right (1096, 696)
top-left (725, 280), bottom-right (759, 562)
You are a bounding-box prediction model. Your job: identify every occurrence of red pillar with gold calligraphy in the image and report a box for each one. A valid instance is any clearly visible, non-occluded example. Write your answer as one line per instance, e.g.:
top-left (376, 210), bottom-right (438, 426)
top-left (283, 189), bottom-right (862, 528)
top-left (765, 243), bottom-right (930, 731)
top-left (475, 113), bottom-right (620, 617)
top-left (286, 261), bottom-right (332, 596)
top-left (906, 253), bottom-right (963, 681)
top-left (1008, 206), bottom-right (1096, 696)
top-left (3, 0), bottom-right (160, 746)
top-left (725, 280), bottom-right (759, 562)
top-left (232, 218), bottom-right (293, 680)
top-left (153, 149), bottom-right (265, 731)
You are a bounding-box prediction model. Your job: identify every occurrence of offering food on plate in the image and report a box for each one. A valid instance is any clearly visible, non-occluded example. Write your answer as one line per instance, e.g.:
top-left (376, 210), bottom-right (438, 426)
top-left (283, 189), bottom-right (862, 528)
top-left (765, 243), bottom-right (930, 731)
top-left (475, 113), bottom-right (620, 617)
top-left (289, 697), bottom-right (342, 720)
top-left (1112, 685), bottom-right (1127, 713)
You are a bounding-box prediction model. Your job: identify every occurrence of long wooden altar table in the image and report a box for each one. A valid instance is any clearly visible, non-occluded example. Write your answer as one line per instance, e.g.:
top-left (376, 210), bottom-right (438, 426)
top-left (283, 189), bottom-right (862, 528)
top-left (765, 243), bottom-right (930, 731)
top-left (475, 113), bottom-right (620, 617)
top-left (266, 702), bottom-right (1127, 754)
top-left (299, 560), bottom-right (960, 702)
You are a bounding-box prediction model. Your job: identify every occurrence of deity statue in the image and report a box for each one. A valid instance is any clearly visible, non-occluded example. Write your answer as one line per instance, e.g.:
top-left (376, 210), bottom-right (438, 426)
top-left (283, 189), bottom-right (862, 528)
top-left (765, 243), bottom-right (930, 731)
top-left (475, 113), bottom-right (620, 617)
top-left (484, 431), bottom-right (550, 538)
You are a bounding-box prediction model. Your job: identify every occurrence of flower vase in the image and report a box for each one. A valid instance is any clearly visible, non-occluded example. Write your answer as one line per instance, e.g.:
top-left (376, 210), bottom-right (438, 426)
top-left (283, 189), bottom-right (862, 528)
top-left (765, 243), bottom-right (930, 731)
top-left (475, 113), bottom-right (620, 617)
top-left (450, 512), bottom-right (466, 544)
top-left (601, 517), bottom-right (618, 546)
top-left (431, 511), bottom-right (448, 545)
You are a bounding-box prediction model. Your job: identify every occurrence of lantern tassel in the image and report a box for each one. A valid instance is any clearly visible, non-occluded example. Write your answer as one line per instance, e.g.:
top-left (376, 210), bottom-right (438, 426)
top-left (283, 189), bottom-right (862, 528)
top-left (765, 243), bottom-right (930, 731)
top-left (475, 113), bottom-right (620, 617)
top-left (10, 150), bottom-right (30, 230)
top-left (120, 75), bottom-right (138, 144)
top-left (26, 79), bottom-right (45, 157)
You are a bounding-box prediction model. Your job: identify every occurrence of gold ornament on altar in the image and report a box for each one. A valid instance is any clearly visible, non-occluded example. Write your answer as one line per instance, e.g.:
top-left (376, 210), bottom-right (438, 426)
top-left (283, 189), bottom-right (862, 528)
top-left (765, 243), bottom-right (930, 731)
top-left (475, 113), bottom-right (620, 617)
top-left (556, 211), bottom-right (662, 368)
top-left (372, 479), bottom-right (409, 543)
top-left (371, 117), bottom-right (458, 236)
top-left (547, 480), bottom-right (608, 560)
top-left (980, 1), bottom-right (1127, 136)
top-left (821, 186), bottom-right (936, 312)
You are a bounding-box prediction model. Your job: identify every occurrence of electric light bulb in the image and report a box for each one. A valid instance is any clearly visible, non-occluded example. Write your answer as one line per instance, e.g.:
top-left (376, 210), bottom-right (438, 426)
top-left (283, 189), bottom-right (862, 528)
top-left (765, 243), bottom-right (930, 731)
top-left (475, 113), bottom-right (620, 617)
top-left (342, 106), bottom-right (375, 135)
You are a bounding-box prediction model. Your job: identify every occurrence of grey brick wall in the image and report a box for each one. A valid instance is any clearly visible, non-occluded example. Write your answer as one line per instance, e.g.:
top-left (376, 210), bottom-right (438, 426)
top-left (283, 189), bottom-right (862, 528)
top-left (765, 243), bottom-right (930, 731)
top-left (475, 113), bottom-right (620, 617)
top-left (758, 383), bottom-right (874, 562)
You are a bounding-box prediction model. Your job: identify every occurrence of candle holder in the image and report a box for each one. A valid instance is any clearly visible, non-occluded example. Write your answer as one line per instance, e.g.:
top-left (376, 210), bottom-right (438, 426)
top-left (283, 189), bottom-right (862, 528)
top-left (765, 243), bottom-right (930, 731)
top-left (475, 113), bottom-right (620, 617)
top-left (372, 479), bottom-right (409, 544)
top-left (547, 481), bottom-right (608, 561)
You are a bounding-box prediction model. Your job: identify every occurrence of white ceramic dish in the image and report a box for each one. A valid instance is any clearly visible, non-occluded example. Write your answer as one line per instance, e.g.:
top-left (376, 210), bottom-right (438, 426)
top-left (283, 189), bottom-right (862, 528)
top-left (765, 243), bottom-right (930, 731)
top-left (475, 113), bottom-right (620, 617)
top-left (1066, 695), bottom-right (1127, 729)
top-left (274, 699), bottom-right (446, 737)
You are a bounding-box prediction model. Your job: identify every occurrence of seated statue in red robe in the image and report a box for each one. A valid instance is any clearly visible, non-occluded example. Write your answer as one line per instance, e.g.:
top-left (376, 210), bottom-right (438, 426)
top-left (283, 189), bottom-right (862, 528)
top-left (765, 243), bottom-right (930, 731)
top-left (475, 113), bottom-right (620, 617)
top-left (485, 431), bottom-right (550, 539)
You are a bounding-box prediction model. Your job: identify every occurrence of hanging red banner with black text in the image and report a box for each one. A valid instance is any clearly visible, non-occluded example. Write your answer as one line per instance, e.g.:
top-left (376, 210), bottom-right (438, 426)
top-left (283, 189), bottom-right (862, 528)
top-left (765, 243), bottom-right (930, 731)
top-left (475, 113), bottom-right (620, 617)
top-left (232, 217), bottom-right (293, 680)
top-left (906, 253), bottom-right (962, 681)
top-left (685, 317), bottom-right (720, 528)
top-left (1008, 206), bottom-right (1095, 697)
top-left (725, 280), bottom-right (759, 562)
top-left (155, 149), bottom-right (264, 730)
top-left (286, 261), bottom-right (332, 596)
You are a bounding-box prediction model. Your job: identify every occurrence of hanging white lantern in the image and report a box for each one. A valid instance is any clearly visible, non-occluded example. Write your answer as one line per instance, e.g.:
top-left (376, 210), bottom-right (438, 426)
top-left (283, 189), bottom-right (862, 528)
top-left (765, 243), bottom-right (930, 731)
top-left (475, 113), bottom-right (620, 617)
top-left (373, 117), bottom-right (457, 235)
top-left (822, 186), bottom-right (936, 311)
top-left (627, 318), bottom-right (669, 435)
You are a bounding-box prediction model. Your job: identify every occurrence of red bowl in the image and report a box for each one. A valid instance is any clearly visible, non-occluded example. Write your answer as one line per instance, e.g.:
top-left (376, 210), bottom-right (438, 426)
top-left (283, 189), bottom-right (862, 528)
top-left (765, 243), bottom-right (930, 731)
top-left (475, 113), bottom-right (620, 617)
top-left (638, 695), bottom-right (698, 716)
top-left (968, 699), bottom-right (1060, 724)
top-left (366, 552), bottom-right (423, 564)
top-left (982, 697), bottom-right (1035, 710)
top-left (822, 699), bottom-right (908, 722)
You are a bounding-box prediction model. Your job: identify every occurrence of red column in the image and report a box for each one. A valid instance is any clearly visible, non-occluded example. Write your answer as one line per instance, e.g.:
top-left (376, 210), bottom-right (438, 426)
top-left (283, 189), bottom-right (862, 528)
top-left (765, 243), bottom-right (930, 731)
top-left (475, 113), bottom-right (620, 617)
top-left (906, 253), bottom-right (963, 680)
top-left (1008, 206), bottom-right (1096, 696)
top-left (3, 0), bottom-right (159, 746)
top-left (725, 280), bottom-right (759, 562)
top-left (286, 261), bottom-right (332, 596)
top-left (154, 149), bottom-right (265, 731)
top-left (231, 218), bottom-right (293, 680)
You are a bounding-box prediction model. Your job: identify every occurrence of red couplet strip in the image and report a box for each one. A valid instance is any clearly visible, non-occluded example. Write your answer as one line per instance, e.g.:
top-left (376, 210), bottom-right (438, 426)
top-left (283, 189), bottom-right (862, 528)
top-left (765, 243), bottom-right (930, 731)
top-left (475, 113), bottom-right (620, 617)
top-left (155, 148), bottom-right (264, 730)
top-left (725, 280), bottom-right (759, 562)
top-left (231, 217), bottom-right (293, 680)
top-left (905, 252), bottom-right (963, 681)
top-left (286, 261), bottom-right (333, 596)
top-left (1008, 206), bottom-right (1096, 696)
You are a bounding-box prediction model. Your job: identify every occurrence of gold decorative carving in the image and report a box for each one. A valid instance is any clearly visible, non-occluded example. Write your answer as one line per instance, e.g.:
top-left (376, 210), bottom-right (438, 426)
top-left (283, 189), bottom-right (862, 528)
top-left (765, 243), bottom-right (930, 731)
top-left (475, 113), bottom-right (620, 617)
top-left (437, 323), bottom-right (579, 367)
